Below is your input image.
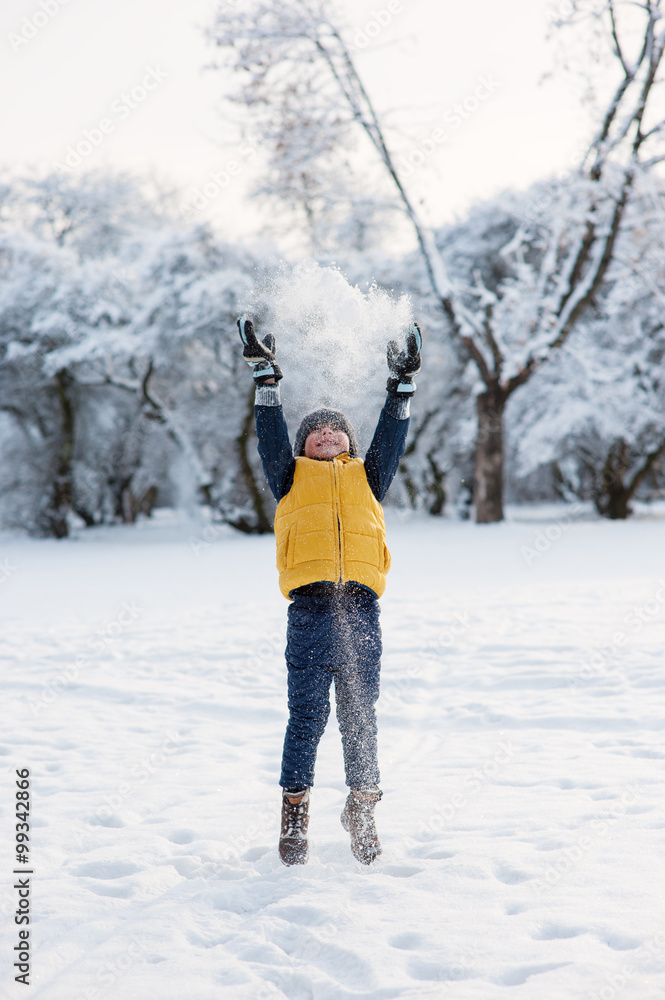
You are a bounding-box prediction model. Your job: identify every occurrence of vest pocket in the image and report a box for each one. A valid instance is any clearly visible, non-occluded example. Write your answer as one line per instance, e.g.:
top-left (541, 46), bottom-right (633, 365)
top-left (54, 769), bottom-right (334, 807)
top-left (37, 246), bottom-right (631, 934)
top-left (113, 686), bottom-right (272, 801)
top-left (382, 541), bottom-right (391, 573)
top-left (277, 523), bottom-right (297, 572)
top-left (286, 523), bottom-right (297, 569)
top-left (276, 532), bottom-right (287, 573)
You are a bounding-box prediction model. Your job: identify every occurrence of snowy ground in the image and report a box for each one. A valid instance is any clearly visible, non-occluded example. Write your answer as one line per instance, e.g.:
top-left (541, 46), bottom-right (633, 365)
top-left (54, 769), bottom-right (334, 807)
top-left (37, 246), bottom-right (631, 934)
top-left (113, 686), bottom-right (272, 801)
top-left (2, 506), bottom-right (664, 1000)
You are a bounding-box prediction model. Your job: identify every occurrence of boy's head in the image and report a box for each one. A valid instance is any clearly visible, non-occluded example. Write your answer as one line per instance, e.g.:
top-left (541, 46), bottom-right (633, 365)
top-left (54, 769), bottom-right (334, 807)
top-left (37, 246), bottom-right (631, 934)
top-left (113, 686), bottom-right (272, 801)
top-left (294, 408), bottom-right (358, 460)
top-left (304, 424), bottom-right (349, 460)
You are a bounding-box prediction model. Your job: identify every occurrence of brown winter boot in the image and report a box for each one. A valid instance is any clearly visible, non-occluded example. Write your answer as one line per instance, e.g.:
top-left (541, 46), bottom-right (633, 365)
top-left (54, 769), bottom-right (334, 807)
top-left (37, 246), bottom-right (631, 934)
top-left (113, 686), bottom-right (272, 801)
top-left (340, 788), bottom-right (383, 864)
top-left (279, 788), bottom-right (310, 866)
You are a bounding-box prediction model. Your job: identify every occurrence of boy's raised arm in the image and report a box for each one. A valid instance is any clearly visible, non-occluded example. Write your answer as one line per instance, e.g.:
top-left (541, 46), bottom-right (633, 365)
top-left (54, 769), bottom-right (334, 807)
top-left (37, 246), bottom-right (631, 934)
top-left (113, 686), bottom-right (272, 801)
top-left (255, 384), bottom-right (295, 502)
top-left (237, 317), bottom-right (295, 502)
top-left (365, 323), bottom-right (422, 502)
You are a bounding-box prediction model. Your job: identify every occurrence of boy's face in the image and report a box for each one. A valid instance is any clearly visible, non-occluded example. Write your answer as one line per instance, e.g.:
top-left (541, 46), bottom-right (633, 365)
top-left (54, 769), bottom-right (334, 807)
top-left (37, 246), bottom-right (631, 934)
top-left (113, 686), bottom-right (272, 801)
top-left (304, 424), bottom-right (350, 460)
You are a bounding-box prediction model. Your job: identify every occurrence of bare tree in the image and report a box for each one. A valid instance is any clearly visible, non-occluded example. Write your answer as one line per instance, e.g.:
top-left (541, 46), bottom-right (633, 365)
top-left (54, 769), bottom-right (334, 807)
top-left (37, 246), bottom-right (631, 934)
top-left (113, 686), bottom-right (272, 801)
top-left (208, 0), bottom-right (665, 521)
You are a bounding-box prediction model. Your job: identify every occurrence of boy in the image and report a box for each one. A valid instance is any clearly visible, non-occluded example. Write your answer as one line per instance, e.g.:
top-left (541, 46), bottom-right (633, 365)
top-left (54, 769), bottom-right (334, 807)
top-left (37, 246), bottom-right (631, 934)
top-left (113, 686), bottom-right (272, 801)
top-left (238, 316), bottom-right (421, 865)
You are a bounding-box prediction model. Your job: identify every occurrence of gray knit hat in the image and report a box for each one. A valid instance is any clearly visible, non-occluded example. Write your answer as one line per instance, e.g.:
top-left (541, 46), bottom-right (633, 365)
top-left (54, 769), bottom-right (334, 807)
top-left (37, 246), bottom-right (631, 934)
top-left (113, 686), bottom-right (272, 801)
top-left (293, 408), bottom-right (359, 458)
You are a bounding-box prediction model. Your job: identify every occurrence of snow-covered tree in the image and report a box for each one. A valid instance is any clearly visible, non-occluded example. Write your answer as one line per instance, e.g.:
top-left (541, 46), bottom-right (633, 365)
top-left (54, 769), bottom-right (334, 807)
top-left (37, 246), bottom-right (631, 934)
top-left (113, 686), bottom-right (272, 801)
top-left (509, 190), bottom-right (665, 518)
top-left (0, 172), bottom-right (268, 536)
top-left (100, 223), bottom-right (271, 532)
top-left (0, 177), bottom-right (155, 536)
top-left (207, 0), bottom-right (665, 522)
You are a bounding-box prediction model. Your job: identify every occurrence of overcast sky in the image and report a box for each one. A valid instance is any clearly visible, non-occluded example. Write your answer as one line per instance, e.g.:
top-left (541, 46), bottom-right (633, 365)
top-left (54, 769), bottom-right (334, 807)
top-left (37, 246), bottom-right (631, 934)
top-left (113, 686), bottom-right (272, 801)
top-left (1, 0), bottom-right (593, 239)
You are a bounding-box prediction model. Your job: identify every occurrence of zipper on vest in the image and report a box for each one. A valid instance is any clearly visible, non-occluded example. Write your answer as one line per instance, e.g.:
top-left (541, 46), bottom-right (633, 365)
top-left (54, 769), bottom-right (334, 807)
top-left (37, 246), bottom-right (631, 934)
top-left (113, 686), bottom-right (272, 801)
top-left (332, 458), bottom-right (343, 584)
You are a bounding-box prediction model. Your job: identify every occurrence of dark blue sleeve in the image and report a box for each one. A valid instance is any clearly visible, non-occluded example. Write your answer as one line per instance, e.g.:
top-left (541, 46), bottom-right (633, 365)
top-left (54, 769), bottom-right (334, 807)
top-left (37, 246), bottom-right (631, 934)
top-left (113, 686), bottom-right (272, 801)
top-left (255, 403), bottom-right (295, 502)
top-left (364, 397), bottom-right (410, 502)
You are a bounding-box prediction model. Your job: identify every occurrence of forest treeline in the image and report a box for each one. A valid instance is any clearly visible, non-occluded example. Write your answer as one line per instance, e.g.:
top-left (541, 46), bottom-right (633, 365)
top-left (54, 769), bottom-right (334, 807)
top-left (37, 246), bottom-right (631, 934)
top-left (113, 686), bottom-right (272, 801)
top-left (1, 166), bottom-right (663, 537)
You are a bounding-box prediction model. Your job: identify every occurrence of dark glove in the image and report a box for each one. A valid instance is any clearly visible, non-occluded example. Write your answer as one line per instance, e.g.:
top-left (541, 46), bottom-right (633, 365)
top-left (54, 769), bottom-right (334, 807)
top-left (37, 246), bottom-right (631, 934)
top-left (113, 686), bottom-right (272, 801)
top-left (387, 322), bottom-right (422, 397)
top-left (237, 315), bottom-right (283, 385)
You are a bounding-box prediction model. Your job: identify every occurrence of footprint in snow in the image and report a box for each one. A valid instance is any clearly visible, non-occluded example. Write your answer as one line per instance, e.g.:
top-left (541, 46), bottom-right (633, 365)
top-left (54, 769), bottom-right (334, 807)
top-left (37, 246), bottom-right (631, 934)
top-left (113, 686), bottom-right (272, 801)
top-left (493, 864), bottom-right (532, 885)
top-left (407, 958), bottom-right (471, 982)
top-left (170, 856), bottom-right (204, 878)
top-left (72, 860), bottom-right (141, 879)
top-left (497, 962), bottom-right (571, 986)
top-left (383, 864), bottom-right (424, 878)
top-left (534, 839), bottom-right (566, 852)
top-left (269, 904), bottom-right (331, 926)
top-left (87, 812), bottom-right (125, 829)
top-left (389, 932), bottom-right (424, 950)
top-left (602, 932), bottom-right (642, 951)
top-left (533, 923), bottom-right (583, 940)
top-left (409, 845), bottom-right (455, 861)
top-left (242, 845), bottom-right (271, 862)
top-left (505, 902), bottom-right (527, 915)
top-left (87, 883), bottom-right (134, 899)
top-left (166, 829), bottom-right (196, 845)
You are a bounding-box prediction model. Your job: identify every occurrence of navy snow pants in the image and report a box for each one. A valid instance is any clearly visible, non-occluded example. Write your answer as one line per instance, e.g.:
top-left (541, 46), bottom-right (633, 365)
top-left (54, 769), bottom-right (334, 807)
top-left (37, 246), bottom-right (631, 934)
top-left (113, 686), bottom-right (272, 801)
top-left (279, 585), bottom-right (382, 791)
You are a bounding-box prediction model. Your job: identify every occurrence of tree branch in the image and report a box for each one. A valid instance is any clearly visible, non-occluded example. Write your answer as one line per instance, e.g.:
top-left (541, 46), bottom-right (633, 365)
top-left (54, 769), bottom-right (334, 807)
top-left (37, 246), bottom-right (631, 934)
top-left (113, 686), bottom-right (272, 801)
top-left (316, 26), bottom-right (467, 343)
top-left (584, 2), bottom-right (657, 178)
top-left (108, 359), bottom-right (216, 493)
top-left (505, 357), bottom-right (538, 398)
top-left (608, 0), bottom-right (631, 76)
top-left (549, 171), bottom-right (633, 352)
top-left (461, 335), bottom-right (494, 385)
top-left (482, 302), bottom-right (503, 378)
top-left (626, 436), bottom-right (665, 498)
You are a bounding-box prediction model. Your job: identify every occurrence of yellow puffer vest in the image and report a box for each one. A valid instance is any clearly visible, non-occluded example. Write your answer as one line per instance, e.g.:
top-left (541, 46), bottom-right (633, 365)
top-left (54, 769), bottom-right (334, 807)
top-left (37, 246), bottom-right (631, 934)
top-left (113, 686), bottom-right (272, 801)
top-left (274, 454), bottom-right (391, 600)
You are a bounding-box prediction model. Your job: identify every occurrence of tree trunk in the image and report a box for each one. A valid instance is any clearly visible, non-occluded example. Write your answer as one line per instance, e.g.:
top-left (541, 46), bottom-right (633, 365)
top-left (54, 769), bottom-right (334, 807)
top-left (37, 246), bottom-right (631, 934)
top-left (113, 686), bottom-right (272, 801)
top-left (398, 461), bottom-right (418, 508)
top-left (594, 440), bottom-right (630, 519)
top-left (597, 488), bottom-right (632, 520)
top-left (41, 369), bottom-right (75, 538)
top-left (233, 386), bottom-right (273, 534)
top-left (474, 385), bottom-right (506, 524)
top-left (121, 483), bottom-right (158, 523)
top-left (594, 438), bottom-right (665, 520)
top-left (427, 450), bottom-right (446, 516)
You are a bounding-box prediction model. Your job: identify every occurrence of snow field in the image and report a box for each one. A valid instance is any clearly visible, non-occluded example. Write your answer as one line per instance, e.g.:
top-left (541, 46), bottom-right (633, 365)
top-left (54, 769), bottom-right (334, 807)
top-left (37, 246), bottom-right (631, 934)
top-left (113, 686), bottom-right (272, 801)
top-left (1, 509), bottom-right (664, 999)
